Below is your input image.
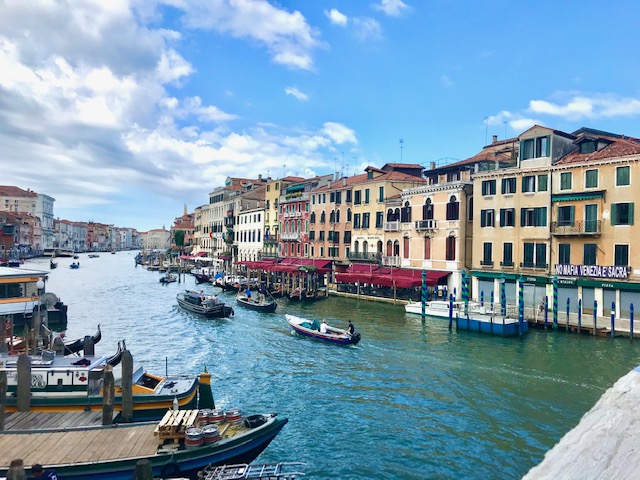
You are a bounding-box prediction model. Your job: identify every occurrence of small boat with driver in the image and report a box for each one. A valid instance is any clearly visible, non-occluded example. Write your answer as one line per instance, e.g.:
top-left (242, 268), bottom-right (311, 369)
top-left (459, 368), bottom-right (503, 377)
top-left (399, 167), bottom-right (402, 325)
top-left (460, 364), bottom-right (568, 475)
top-left (235, 292), bottom-right (277, 313)
top-left (50, 259), bottom-right (58, 269)
top-left (160, 273), bottom-right (177, 284)
top-left (285, 314), bottom-right (361, 346)
top-left (177, 290), bottom-right (234, 318)
top-left (69, 262), bottom-right (80, 269)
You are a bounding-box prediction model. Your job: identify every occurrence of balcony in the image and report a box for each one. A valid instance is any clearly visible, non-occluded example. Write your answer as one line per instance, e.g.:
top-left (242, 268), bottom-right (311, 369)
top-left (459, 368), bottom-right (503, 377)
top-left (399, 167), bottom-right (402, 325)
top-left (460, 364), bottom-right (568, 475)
top-left (280, 192), bottom-right (309, 203)
top-left (381, 255), bottom-right (401, 267)
top-left (347, 252), bottom-right (380, 262)
top-left (520, 262), bottom-right (548, 270)
top-left (415, 219), bottom-right (438, 231)
top-left (283, 211), bottom-right (302, 218)
top-left (281, 232), bottom-right (300, 241)
top-left (551, 220), bottom-right (601, 236)
top-left (383, 221), bottom-right (400, 231)
top-left (480, 260), bottom-right (494, 267)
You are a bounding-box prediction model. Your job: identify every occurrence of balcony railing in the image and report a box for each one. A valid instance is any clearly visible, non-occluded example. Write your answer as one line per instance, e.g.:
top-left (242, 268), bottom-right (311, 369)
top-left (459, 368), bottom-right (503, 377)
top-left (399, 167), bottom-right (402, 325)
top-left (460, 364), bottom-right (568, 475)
top-left (415, 219), bottom-right (437, 231)
top-left (551, 220), bottom-right (601, 236)
top-left (281, 232), bottom-right (300, 241)
top-left (480, 260), bottom-right (494, 267)
top-left (383, 221), bottom-right (400, 231)
top-left (381, 255), bottom-right (401, 267)
top-left (347, 252), bottom-right (381, 262)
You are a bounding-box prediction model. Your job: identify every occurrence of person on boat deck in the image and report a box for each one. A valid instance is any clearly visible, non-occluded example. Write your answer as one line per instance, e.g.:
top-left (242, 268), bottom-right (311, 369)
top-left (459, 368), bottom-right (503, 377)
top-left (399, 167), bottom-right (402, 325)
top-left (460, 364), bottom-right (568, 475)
top-left (320, 319), bottom-right (327, 333)
top-left (258, 284), bottom-right (267, 304)
top-left (347, 320), bottom-right (355, 335)
top-left (245, 286), bottom-right (252, 299)
top-left (32, 463), bottom-right (58, 480)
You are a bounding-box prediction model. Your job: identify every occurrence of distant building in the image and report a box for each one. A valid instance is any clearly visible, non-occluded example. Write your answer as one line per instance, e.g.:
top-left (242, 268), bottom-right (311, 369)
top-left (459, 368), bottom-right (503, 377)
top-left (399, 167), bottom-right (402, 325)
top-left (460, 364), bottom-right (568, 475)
top-left (144, 228), bottom-right (170, 250)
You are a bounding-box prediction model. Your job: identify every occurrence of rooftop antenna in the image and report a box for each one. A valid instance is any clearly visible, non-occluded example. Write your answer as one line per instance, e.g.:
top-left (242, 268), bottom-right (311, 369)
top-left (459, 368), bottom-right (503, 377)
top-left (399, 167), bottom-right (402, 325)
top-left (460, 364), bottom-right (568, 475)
top-left (341, 152), bottom-right (345, 177)
top-left (503, 121), bottom-right (508, 140)
top-left (399, 139), bottom-right (404, 162)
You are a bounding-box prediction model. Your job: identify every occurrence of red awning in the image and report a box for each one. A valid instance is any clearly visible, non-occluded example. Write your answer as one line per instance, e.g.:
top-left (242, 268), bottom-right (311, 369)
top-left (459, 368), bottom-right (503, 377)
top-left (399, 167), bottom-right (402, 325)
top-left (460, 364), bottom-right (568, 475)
top-left (336, 269), bottom-right (449, 287)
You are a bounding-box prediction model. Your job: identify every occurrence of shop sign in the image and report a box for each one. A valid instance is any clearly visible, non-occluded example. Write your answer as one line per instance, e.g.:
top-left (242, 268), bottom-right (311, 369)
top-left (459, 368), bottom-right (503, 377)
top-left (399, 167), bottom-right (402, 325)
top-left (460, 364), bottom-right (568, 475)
top-left (555, 264), bottom-right (629, 279)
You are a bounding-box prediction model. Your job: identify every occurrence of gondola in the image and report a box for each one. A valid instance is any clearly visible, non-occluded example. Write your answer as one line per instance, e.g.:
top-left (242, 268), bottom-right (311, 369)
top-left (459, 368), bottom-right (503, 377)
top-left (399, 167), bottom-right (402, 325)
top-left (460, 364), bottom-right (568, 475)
top-left (106, 340), bottom-right (125, 367)
top-left (235, 293), bottom-right (277, 313)
top-left (194, 273), bottom-right (211, 284)
top-left (50, 260), bottom-right (58, 269)
top-left (176, 290), bottom-right (234, 318)
top-left (62, 324), bottom-right (102, 355)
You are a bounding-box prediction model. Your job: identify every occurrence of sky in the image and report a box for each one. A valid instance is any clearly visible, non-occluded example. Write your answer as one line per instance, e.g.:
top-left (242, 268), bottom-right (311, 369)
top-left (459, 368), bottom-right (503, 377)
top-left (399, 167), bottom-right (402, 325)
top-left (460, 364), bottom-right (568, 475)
top-left (2, 0), bottom-right (640, 232)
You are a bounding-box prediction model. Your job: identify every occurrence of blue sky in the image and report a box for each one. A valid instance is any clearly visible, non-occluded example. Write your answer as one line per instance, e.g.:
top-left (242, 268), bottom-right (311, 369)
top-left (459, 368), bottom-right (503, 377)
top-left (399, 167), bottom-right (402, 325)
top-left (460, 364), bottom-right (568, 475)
top-left (2, 0), bottom-right (639, 231)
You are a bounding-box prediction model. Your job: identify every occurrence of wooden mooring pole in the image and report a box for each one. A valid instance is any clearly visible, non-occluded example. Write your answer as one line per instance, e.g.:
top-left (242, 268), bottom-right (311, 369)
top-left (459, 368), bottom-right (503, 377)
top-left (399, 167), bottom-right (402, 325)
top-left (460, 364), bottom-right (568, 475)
top-left (121, 349), bottom-right (134, 422)
top-left (17, 354), bottom-right (31, 412)
top-left (102, 365), bottom-right (115, 426)
top-left (0, 370), bottom-right (7, 430)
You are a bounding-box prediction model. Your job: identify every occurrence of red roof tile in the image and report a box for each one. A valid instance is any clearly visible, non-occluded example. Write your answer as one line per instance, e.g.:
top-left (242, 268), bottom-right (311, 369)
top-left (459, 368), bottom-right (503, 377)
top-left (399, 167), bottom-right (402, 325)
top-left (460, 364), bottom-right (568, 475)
top-left (0, 186), bottom-right (38, 197)
top-left (555, 135), bottom-right (640, 165)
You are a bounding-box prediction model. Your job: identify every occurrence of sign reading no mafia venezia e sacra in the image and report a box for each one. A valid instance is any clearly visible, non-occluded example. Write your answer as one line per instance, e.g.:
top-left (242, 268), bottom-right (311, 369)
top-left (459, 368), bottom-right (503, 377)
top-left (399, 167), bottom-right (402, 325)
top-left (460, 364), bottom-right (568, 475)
top-left (555, 264), bottom-right (630, 279)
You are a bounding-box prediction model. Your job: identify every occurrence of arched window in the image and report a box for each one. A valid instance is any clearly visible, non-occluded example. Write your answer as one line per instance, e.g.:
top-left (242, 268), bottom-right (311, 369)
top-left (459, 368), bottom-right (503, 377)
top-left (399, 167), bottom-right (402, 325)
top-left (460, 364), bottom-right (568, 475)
top-left (446, 195), bottom-right (459, 220)
top-left (393, 240), bottom-right (400, 257)
top-left (403, 237), bottom-right (409, 259)
top-left (377, 240), bottom-right (383, 253)
top-left (320, 211), bottom-right (326, 224)
top-left (394, 208), bottom-right (400, 221)
top-left (386, 240), bottom-right (393, 256)
top-left (401, 201), bottom-right (412, 223)
top-left (330, 210), bottom-right (336, 224)
top-left (310, 212), bottom-right (316, 224)
top-left (423, 198), bottom-right (434, 220)
top-left (363, 241), bottom-right (368, 254)
top-left (354, 240), bottom-right (360, 253)
top-left (446, 234), bottom-right (456, 260)
top-left (297, 220), bottom-right (302, 233)
top-left (386, 208), bottom-right (394, 222)
top-left (336, 209), bottom-right (341, 223)
top-left (347, 208), bottom-right (352, 222)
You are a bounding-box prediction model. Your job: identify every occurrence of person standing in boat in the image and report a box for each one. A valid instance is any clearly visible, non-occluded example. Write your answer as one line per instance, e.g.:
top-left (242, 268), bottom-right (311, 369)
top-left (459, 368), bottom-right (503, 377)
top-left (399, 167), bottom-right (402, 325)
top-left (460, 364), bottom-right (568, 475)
top-left (258, 284), bottom-right (267, 304)
top-left (320, 319), bottom-right (327, 333)
top-left (245, 286), bottom-right (252, 300)
top-left (347, 320), bottom-right (355, 336)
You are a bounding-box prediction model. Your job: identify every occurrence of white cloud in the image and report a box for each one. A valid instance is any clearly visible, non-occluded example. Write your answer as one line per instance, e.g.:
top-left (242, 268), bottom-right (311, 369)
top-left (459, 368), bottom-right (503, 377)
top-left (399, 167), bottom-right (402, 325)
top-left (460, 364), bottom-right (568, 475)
top-left (353, 17), bottom-right (382, 41)
top-left (322, 122), bottom-right (358, 145)
top-left (284, 87), bottom-right (309, 101)
top-left (325, 9), bottom-right (348, 26)
top-left (373, 0), bottom-right (409, 17)
top-left (175, 0), bottom-right (323, 71)
top-left (528, 95), bottom-right (640, 120)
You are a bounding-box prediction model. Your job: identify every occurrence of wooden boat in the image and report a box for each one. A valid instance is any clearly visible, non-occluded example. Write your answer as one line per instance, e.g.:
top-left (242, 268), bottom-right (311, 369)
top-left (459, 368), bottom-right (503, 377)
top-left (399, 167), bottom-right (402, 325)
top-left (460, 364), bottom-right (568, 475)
top-left (0, 347), bottom-right (206, 420)
top-left (235, 293), bottom-right (277, 313)
top-left (69, 262), bottom-right (80, 269)
top-left (285, 314), bottom-right (361, 346)
top-left (59, 324), bottom-right (102, 356)
top-left (160, 273), bottom-right (178, 284)
top-left (50, 259), bottom-right (58, 269)
top-left (288, 288), bottom-right (327, 302)
top-left (194, 273), bottom-right (211, 284)
top-left (0, 409), bottom-right (288, 480)
top-left (177, 290), bottom-right (234, 318)
top-left (88, 254), bottom-right (100, 258)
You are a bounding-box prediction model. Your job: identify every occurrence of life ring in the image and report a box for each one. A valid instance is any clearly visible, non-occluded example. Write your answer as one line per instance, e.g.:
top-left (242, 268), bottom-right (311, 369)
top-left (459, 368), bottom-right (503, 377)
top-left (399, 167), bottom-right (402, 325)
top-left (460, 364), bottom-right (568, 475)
top-left (160, 459), bottom-right (180, 477)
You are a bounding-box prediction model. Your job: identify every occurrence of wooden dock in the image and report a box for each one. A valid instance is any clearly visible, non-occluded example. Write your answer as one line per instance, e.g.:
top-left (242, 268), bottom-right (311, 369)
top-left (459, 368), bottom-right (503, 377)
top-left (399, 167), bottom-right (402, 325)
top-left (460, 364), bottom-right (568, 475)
top-left (2, 411), bottom-right (117, 431)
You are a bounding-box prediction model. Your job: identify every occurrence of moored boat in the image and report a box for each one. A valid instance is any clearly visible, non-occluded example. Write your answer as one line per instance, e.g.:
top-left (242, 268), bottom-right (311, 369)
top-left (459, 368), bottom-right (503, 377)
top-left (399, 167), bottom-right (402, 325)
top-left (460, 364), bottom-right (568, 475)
top-left (404, 299), bottom-right (487, 317)
top-left (160, 273), bottom-right (177, 284)
top-left (194, 273), bottom-right (211, 284)
top-left (177, 290), bottom-right (234, 318)
top-left (0, 409), bottom-right (288, 480)
top-left (286, 314), bottom-right (361, 346)
top-left (235, 293), bottom-right (277, 313)
top-left (0, 346), bottom-right (205, 420)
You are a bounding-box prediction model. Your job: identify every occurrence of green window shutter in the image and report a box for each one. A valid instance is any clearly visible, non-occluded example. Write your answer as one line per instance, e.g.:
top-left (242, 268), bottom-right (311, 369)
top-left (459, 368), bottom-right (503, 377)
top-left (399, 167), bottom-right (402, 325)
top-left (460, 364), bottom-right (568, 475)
top-left (611, 204), bottom-right (617, 225)
top-left (500, 210), bottom-right (505, 227)
top-left (521, 208), bottom-right (525, 227)
top-left (569, 206), bottom-right (575, 225)
top-left (630, 203), bottom-right (634, 225)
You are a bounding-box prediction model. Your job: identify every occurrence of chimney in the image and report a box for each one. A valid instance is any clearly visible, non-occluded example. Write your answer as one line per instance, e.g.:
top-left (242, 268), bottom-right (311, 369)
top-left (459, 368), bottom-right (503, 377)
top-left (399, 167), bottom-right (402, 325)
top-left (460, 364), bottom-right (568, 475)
top-left (258, 174), bottom-right (262, 181)
top-left (343, 177), bottom-right (347, 187)
top-left (430, 161), bottom-right (436, 170)
top-left (492, 135), bottom-right (498, 144)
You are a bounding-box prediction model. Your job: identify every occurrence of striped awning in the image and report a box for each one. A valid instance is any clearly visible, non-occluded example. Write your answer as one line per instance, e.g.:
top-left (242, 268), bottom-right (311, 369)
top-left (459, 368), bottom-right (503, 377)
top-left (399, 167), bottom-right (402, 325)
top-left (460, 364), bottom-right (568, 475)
top-left (551, 190), bottom-right (605, 202)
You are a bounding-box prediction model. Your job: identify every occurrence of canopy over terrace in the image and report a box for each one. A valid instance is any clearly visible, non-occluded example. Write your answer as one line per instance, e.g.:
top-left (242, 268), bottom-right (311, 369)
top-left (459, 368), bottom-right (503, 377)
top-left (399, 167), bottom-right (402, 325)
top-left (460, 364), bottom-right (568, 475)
top-left (335, 265), bottom-right (449, 288)
top-left (236, 258), bottom-right (331, 275)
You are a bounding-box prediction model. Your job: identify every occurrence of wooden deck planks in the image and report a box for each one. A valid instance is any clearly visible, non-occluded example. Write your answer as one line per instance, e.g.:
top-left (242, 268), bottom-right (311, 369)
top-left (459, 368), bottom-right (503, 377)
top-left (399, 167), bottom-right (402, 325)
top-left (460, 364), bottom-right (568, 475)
top-left (0, 424), bottom-right (159, 468)
top-left (3, 411), bottom-right (114, 430)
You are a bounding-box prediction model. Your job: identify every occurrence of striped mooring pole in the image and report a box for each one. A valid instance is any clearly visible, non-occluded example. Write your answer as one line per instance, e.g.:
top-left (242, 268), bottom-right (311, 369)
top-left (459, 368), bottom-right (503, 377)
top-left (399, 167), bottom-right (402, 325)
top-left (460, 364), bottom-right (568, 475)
top-left (421, 270), bottom-right (427, 322)
top-left (611, 301), bottom-right (616, 338)
top-left (480, 290), bottom-right (484, 307)
top-left (631, 304), bottom-right (634, 341)
top-left (593, 300), bottom-right (597, 336)
top-left (544, 296), bottom-right (548, 329)
top-left (552, 275), bottom-right (558, 329)
top-left (566, 297), bottom-right (570, 332)
top-left (517, 276), bottom-right (524, 335)
top-left (500, 274), bottom-right (506, 317)
top-left (578, 299), bottom-right (582, 334)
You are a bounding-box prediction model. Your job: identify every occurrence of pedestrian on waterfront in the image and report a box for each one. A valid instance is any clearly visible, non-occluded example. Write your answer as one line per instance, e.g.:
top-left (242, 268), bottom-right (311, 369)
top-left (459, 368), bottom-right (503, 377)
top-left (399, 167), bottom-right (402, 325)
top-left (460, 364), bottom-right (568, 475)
top-left (31, 464), bottom-right (58, 480)
top-left (320, 319), bottom-right (327, 333)
top-left (7, 459), bottom-right (26, 480)
top-left (347, 320), bottom-right (355, 336)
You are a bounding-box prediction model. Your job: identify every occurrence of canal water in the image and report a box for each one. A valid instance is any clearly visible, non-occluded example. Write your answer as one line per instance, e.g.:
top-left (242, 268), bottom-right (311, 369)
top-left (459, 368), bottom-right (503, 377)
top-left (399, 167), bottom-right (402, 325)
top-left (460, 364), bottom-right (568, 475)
top-left (27, 253), bottom-right (640, 479)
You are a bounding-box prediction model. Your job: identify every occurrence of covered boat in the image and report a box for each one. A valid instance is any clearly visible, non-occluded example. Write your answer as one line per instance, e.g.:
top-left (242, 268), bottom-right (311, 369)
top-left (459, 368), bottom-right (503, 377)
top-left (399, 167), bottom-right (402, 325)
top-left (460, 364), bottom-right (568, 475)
top-left (0, 409), bottom-right (288, 480)
top-left (235, 293), bottom-right (277, 313)
top-left (177, 290), bottom-right (234, 318)
top-left (0, 346), bottom-right (204, 421)
top-left (286, 314), bottom-right (361, 346)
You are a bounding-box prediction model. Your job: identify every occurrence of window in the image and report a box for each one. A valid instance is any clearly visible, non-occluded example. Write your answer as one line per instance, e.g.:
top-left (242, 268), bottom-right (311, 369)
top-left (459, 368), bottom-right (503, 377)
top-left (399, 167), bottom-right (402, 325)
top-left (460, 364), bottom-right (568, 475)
top-left (502, 243), bottom-right (513, 266)
top-left (330, 192), bottom-right (335, 203)
top-left (320, 212), bottom-right (326, 224)
top-left (537, 174), bottom-right (548, 192)
top-left (365, 189), bottom-right (370, 204)
top-left (319, 231), bottom-right (325, 241)
top-left (375, 212), bottom-right (383, 228)
top-left (403, 237), bottom-right (409, 259)
top-left (446, 196), bottom-right (459, 220)
top-left (335, 191), bottom-right (342, 204)
top-left (536, 136), bottom-right (550, 157)
top-left (616, 166), bottom-right (630, 186)
top-left (347, 208), bottom-right (352, 222)
top-left (329, 211), bottom-right (336, 224)
top-left (378, 186), bottom-right (384, 202)
top-left (558, 244), bottom-right (571, 264)
top-left (585, 169), bottom-right (598, 188)
top-left (354, 190), bottom-right (362, 205)
top-left (343, 231), bottom-right (351, 243)
top-left (401, 202), bottom-right (412, 223)
top-left (423, 199), bottom-right (434, 220)
top-left (522, 176), bottom-right (535, 193)
top-left (521, 139), bottom-right (534, 160)
top-left (482, 180), bottom-right (496, 196)
top-left (447, 171), bottom-right (460, 182)
top-left (523, 243), bottom-right (534, 267)
top-left (521, 135), bottom-right (550, 159)
top-left (557, 205), bottom-right (575, 226)
top-left (499, 208), bottom-right (515, 227)
top-left (580, 141), bottom-right (596, 154)
top-left (445, 235), bottom-right (456, 260)
top-left (335, 210), bottom-right (341, 223)
top-left (424, 237), bottom-right (431, 259)
top-left (535, 243), bottom-right (547, 268)
top-left (362, 213), bottom-right (370, 229)
top-left (501, 177), bottom-right (516, 194)
top-left (353, 213), bottom-right (361, 229)
top-left (611, 203), bottom-right (634, 226)
top-left (560, 172), bottom-right (572, 190)
top-left (346, 190), bottom-right (352, 203)
top-left (583, 244), bottom-right (597, 266)
top-left (520, 207), bottom-right (547, 227)
top-left (614, 245), bottom-right (629, 266)
top-left (482, 243), bottom-right (493, 265)
top-left (309, 231), bottom-right (315, 241)
top-left (480, 209), bottom-right (495, 227)
top-left (522, 242), bottom-right (546, 268)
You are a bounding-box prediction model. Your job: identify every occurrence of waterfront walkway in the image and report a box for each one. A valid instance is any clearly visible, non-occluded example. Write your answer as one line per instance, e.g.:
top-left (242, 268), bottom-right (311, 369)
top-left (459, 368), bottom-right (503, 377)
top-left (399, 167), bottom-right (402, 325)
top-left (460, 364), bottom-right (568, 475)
top-left (524, 366), bottom-right (640, 480)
